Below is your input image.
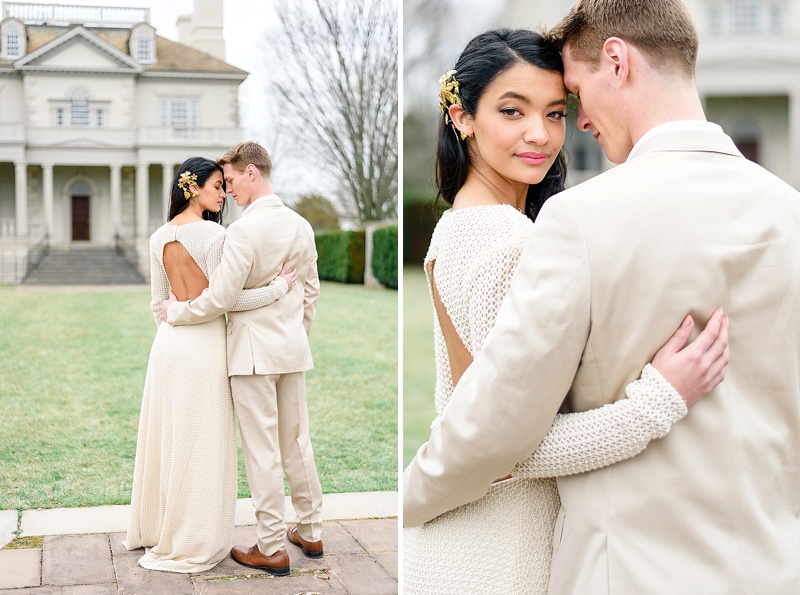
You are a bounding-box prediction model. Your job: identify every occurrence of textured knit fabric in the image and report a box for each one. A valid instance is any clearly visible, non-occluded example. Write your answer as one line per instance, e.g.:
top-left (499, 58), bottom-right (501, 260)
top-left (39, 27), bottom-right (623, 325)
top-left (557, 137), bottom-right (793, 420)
top-left (124, 220), bottom-right (289, 573)
top-left (403, 205), bottom-right (688, 594)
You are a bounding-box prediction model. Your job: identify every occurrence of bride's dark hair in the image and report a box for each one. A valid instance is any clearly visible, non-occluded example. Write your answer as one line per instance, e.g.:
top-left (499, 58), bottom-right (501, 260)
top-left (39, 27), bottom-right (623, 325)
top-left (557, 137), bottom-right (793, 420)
top-left (435, 28), bottom-right (567, 222)
top-left (167, 157), bottom-right (227, 224)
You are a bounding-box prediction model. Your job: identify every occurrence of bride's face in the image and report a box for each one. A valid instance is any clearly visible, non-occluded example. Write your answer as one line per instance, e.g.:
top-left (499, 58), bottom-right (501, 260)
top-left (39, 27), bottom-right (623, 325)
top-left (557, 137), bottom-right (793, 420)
top-left (466, 62), bottom-right (567, 189)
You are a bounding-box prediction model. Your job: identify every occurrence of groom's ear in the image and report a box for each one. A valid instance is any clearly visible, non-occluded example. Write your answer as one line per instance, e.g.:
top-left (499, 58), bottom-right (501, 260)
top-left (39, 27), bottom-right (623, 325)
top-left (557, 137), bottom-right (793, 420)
top-left (448, 104), bottom-right (473, 138)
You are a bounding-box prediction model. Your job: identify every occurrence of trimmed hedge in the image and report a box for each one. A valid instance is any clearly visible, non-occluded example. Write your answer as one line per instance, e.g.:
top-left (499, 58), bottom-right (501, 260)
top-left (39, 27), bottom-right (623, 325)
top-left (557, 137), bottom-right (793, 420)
top-left (315, 230), bottom-right (365, 283)
top-left (372, 225), bottom-right (398, 289)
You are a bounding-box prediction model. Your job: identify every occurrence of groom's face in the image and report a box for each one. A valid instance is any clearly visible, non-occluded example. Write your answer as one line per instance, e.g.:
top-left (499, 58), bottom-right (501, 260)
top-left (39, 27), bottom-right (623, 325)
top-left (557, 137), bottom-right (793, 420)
top-left (223, 162), bottom-right (253, 207)
top-left (562, 44), bottom-right (631, 164)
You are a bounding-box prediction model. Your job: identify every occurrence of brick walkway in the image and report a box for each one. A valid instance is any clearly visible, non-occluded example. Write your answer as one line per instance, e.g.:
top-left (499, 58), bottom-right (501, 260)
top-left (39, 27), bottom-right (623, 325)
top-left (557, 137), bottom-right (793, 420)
top-left (0, 493), bottom-right (397, 594)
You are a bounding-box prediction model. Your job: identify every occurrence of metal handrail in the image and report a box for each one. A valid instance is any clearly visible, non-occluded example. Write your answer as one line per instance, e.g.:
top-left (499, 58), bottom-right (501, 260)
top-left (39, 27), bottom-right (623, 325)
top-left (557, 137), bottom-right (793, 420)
top-left (23, 232), bottom-right (49, 280)
top-left (115, 233), bottom-right (141, 273)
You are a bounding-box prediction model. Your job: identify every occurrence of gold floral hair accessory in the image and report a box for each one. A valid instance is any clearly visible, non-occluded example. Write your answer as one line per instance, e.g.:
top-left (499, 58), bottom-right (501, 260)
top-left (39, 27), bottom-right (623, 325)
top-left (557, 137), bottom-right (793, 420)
top-left (177, 170), bottom-right (198, 200)
top-left (438, 69), bottom-right (469, 141)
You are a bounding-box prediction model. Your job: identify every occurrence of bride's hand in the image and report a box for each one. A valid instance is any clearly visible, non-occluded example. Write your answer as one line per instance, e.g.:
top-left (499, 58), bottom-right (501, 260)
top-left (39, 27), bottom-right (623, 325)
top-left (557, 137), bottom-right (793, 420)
top-left (279, 263), bottom-right (297, 291)
top-left (651, 307), bottom-right (730, 408)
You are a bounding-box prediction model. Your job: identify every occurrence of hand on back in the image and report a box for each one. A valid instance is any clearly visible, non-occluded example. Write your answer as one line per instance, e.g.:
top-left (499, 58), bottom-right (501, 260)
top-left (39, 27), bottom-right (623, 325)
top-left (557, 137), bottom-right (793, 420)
top-left (652, 308), bottom-right (730, 408)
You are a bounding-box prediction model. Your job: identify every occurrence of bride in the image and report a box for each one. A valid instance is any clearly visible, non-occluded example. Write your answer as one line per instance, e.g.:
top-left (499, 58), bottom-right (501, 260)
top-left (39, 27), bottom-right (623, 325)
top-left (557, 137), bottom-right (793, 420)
top-left (403, 29), bottom-right (729, 594)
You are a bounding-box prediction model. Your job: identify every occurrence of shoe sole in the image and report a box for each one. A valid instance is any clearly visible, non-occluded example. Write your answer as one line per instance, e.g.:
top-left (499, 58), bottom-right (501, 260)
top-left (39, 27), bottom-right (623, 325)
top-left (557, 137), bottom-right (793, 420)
top-left (287, 535), bottom-right (324, 558)
top-left (229, 553), bottom-right (290, 576)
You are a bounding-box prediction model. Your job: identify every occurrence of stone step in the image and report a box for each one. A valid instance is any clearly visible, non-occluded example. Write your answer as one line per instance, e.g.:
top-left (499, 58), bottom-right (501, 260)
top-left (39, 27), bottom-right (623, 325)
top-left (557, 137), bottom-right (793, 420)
top-left (23, 246), bottom-right (145, 285)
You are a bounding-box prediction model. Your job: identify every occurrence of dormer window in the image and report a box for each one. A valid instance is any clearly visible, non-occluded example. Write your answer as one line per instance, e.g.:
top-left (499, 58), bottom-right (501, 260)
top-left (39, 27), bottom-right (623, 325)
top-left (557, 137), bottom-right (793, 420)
top-left (6, 27), bottom-right (20, 58)
top-left (130, 25), bottom-right (156, 64)
top-left (136, 31), bottom-right (152, 62)
top-left (2, 22), bottom-right (25, 60)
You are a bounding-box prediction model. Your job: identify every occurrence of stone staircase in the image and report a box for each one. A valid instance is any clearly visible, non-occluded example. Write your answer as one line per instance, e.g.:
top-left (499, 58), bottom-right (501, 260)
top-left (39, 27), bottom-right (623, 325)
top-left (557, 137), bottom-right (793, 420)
top-left (23, 244), bottom-right (146, 285)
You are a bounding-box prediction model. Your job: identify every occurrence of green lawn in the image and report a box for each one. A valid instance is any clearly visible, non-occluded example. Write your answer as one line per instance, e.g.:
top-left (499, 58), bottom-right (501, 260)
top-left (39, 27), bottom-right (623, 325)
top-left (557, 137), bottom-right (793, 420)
top-left (0, 282), bottom-right (397, 511)
top-left (402, 266), bottom-right (436, 469)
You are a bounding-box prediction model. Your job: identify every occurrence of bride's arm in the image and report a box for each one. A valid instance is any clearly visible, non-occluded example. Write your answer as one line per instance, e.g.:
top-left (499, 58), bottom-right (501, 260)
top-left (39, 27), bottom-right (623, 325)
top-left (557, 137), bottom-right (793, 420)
top-left (513, 310), bottom-right (729, 478)
top-left (230, 263), bottom-right (296, 312)
top-left (205, 229), bottom-right (295, 312)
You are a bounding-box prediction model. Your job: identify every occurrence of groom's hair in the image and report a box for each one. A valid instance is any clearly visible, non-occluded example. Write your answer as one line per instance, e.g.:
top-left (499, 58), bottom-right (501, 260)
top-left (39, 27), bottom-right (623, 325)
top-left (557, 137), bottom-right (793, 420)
top-left (218, 141), bottom-right (272, 177)
top-left (547, 0), bottom-right (699, 78)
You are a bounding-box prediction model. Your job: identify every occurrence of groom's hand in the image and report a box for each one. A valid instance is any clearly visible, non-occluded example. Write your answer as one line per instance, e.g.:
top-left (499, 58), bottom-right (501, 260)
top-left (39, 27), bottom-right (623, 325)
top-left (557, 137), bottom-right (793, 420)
top-left (160, 290), bottom-right (178, 321)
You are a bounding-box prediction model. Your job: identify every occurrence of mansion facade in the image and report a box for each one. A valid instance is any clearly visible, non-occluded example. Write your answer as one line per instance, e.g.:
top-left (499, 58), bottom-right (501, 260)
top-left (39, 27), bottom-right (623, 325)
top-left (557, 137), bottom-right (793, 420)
top-left (0, 1), bottom-right (247, 282)
top-left (504, 0), bottom-right (800, 190)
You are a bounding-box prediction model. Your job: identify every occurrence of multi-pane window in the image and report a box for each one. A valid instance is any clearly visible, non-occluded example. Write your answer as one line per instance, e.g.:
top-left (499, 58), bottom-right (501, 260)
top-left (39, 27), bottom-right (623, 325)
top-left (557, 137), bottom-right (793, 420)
top-left (731, 0), bottom-right (760, 33)
top-left (710, 7), bottom-right (723, 33)
top-left (160, 98), bottom-right (198, 137)
top-left (71, 93), bottom-right (90, 127)
top-left (770, 5), bottom-right (783, 32)
top-left (52, 90), bottom-right (108, 128)
top-left (136, 32), bottom-right (152, 62)
top-left (5, 27), bottom-right (20, 58)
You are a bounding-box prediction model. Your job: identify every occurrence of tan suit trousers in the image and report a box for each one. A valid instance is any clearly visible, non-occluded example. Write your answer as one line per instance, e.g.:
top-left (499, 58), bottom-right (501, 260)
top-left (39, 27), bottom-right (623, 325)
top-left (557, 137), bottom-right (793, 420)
top-left (230, 372), bottom-right (323, 556)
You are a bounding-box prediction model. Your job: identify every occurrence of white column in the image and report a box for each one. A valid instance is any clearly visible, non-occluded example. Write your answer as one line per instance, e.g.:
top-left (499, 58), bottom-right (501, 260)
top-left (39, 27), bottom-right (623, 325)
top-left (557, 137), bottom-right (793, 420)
top-left (790, 91), bottom-right (800, 190)
top-left (110, 165), bottom-right (121, 238)
top-left (15, 161), bottom-right (28, 237)
top-left (42, 163), bottom-right (54, 238)
top-left (136, 162), bottom-right (149, 238)
top-left (162, 163), bottom-right (174, 222)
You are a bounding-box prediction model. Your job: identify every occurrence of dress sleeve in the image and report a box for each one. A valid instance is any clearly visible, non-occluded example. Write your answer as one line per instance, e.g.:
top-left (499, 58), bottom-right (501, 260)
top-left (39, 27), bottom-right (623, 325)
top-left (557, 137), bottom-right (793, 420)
top-left (512, 364), bottom-right (688, 479)
top-left (230, 278), bottom-right (289, 311)
top-left (149, 236), bottom-right (169, 328)
top-left (204, 226), bottom-right (288, 313)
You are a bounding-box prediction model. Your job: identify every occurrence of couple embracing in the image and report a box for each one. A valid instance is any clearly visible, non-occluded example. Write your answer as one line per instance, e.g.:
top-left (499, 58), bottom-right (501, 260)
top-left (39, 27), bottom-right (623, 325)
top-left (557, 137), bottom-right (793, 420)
top-left (123, 141), bottom-right (324, 576)
top-left (404, 0), bottom-right (800, 593)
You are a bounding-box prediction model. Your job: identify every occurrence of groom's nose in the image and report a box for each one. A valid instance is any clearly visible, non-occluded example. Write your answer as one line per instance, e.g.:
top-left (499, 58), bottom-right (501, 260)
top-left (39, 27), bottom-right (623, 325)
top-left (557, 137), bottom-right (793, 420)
top-left (576, 104), bottom-right (592, 132)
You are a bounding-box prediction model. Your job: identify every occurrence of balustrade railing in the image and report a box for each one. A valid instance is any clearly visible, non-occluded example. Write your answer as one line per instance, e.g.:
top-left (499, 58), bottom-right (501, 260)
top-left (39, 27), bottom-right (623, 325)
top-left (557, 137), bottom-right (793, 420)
top-left (3, 2), bottom-right (149, 26)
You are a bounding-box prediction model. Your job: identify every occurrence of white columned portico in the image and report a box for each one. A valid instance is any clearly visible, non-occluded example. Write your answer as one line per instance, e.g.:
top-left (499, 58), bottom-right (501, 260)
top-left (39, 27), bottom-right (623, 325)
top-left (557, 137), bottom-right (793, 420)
top-left (789, 90), bottom-right (800, 190)
top-left (110, 165), bottom-right (122, 238)
top-left (42, 163), bottom-right (54, 238)
top-left (162, 163), bottom-right (174, 221)
top-left (14, 161), bottom-right (28, 237)
top-left (136, 163), bottom-right (149, 238)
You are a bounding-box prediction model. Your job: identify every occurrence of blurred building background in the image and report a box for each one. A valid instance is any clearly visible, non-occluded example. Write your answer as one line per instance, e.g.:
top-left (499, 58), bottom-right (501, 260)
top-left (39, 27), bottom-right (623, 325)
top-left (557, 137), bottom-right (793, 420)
top-left (0, 0), bottom-right (246, 283)
top-left (403, 0), bottom-right (800, 466)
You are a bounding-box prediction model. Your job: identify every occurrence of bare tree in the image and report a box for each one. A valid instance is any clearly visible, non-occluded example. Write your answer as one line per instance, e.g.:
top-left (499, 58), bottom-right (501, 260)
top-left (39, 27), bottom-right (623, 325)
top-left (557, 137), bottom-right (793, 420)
top-left (403, 0), bottom-right (452, 112)
top-left (268, 0), bottom-right (398, 225)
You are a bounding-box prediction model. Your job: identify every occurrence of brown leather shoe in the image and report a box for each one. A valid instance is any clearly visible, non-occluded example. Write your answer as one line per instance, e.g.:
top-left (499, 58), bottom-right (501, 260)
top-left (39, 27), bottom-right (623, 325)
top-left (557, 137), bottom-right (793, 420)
top-left (230, 544), bottom-right (290, 576)
top-left (287, 526), bottom-right (324, 558)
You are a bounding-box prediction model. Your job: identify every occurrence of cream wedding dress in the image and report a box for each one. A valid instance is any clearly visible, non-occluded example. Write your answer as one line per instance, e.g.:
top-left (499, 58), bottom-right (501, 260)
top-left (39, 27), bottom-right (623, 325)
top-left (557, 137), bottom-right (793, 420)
top-left (124, 220), bottom-right (289, 573)
top-left (403, 205), bottom-right (689, 594)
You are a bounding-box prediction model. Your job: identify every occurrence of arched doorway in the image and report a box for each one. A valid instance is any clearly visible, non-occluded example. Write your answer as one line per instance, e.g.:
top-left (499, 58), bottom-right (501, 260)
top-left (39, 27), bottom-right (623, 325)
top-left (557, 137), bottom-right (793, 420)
top-left (69, 182), bottom-right (92, 241)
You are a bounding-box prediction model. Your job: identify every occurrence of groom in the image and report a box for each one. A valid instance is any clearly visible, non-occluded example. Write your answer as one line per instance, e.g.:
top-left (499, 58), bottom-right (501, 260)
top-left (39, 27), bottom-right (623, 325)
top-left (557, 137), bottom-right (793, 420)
top-left (404, 0), bottom-right (800, 592)
top-left (162, 141), bottom-right (324, 576)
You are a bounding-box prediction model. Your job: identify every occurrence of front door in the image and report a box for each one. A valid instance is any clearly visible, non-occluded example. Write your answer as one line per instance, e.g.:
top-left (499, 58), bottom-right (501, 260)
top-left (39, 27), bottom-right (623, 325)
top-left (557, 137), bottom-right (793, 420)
top-left (72, 195), bottom-right (90, 241)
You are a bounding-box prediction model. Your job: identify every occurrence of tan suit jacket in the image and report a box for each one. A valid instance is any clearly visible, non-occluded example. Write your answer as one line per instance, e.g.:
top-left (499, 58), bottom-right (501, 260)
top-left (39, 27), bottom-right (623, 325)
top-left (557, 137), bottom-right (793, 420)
top-left (168, 196), bottom-right (319, 375)
top-left (403, 128), bottom-right (800, 592)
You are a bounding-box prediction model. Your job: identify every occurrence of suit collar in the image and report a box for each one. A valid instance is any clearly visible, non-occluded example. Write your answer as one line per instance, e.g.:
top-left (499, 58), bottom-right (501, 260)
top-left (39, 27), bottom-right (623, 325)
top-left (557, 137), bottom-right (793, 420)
top-left (630, 124), bottom-right (743, 160)
top-left (240, 194), bottom-right (283, 217)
